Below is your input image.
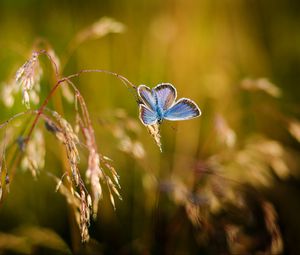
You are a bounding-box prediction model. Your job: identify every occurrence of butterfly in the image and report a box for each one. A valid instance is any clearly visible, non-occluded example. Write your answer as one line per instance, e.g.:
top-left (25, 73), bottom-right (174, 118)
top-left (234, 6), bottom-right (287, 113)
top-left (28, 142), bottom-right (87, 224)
top-left (138, 83), bottom-right (201, 125)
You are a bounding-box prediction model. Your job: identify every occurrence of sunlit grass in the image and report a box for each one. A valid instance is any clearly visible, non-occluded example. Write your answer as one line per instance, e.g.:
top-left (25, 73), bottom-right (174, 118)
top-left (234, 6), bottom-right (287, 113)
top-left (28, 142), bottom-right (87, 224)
top-left (0, 1), bottom-right (300, 254)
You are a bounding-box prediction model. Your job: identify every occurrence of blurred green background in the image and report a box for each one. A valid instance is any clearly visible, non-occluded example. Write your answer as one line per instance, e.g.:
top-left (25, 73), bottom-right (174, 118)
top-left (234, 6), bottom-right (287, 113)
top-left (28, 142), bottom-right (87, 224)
top-left (0, 0), bottom-right (300, 254)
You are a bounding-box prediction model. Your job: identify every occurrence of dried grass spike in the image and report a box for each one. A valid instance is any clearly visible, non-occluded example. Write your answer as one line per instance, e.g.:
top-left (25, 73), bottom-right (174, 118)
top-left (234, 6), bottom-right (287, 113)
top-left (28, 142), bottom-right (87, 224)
top-left (241, 78), bottom-right (281, 98)
top-left (146, 123), bottom-right (162, 151)
top-left (21, 128), bottom-right (45, 177)
top-left (262, 201), bottom-right (283, 254)
top-left (1, 80), bottom-right (19, 108)
top-left (15, 52), bottom-right (43, 108)
top-left (76, 17), bottom-right (126, 44)
top-left (288, 119), bottom-right (300, 143)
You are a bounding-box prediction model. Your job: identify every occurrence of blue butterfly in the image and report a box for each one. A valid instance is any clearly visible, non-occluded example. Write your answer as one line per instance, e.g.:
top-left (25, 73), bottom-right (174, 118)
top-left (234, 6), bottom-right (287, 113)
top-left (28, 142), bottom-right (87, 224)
top-left (138, 83), bottom-right (201, 125)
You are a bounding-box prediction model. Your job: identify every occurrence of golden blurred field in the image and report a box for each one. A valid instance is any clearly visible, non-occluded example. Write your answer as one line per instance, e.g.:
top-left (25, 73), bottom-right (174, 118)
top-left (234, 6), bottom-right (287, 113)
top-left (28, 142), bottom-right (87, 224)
top-left (0, 0), bottom-right (300, 254)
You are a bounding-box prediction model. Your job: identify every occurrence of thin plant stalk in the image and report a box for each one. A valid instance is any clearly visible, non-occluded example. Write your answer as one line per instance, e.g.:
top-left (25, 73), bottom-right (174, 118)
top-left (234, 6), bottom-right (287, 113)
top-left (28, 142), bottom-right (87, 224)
top-left (25, 68), bottom-right (136, 146)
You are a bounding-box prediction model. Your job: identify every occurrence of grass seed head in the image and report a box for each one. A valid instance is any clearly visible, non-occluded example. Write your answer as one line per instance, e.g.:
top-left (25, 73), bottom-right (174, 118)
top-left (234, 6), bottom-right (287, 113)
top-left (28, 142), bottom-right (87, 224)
top-left (15, 52), bottom-right (42, 109)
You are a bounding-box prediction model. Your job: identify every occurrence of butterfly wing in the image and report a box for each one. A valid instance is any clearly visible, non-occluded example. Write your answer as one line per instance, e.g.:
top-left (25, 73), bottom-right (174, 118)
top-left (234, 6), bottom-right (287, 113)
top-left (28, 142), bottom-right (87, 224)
top-left (139, 104), bottom-right (158, 125)
top-left (153, 83), bottom-right (177, 111)
top-left (164, 98), bottom-right (201, 121)
top-left (138, 85), bottom-right (156, 111)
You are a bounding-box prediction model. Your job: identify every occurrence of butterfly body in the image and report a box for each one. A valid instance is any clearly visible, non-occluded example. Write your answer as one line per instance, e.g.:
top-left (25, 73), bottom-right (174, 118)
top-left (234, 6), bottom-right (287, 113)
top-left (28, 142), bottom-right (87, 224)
top-left (138, 83), bottom-right (201, 126)
top-left (152, 93), bottom-right (164, 123)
